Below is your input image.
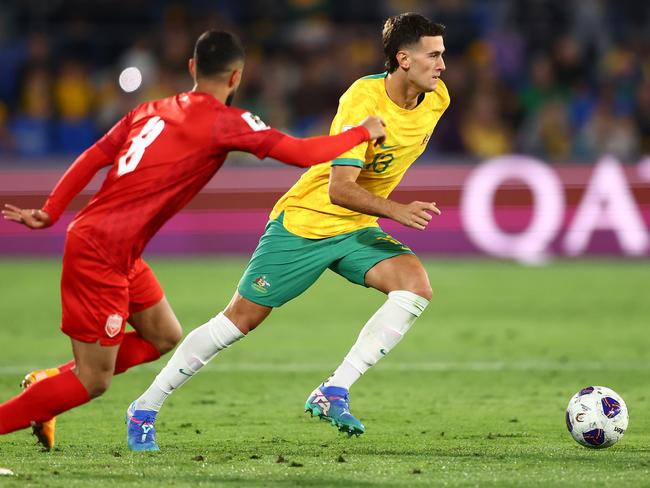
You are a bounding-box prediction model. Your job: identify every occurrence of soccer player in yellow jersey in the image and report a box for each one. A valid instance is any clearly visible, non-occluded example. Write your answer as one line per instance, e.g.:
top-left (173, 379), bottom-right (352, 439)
top-left (127, 13), bottom-right (449, 448)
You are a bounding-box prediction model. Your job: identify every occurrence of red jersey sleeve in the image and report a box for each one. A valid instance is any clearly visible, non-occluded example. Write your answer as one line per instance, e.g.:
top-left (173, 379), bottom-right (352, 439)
top-left (266, 126), bottom-right (370, 168)
top-left (41, 113), bottom-right (133, 223)
top-left (96, 110), bottom-right (133, 158)
top-left (218, 109), bottom-right (284, 159)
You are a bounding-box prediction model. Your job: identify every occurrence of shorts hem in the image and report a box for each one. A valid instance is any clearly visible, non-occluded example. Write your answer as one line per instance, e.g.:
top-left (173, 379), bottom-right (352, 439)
top-left (128, 294), bottom-right (165, 316)
top-left (237, 286), bottom-right (280, 308)
top-left (360, 249), bottom-right (415, 287)
top-left (61, 327), bottom-right (124, 347)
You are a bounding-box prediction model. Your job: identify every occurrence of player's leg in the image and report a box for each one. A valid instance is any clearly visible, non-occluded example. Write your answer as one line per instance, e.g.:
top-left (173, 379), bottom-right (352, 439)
top-left (0, 338), bottom-right (117, 446)
top-left (50, 259), bottom-right (177, 375)
top-left (127, 297), bottom-right (181, 356)
top-left (18, 231), bottom-right (132, 449)
top-left (327, 253), bottom-right (430, 390)
top-left (133, 293), bottom-right (271, 411)
top-left (26, 323), bottom-right (167, 390)
top-left (19, 287), bottom-right (173, 431)
top-left (306, 231), bottom-right (429, 435)
top-left (338, 252), bottom-right (431, 378)
top-left (127, 214), bottom-right (332, 450)
top-left (114, 259), bottom-right (181, 374)
top-left (71, 339), bottom-right (120, 397)
top-left (126, 293), bottom-right (271, 450)
top-left (125, 258), bottom-right (182, 354)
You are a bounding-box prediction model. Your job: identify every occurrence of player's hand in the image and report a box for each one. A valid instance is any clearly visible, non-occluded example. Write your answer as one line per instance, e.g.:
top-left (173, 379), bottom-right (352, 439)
top-left (2, 204), bottom-right (52, 229)
top-left (359, 116), bottom-right (386, 146)
top-left (390, 201), bottom-right (441, 230)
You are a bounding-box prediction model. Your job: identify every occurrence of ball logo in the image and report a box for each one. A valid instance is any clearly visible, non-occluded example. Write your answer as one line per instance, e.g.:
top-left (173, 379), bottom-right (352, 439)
top-left (105, 314), bottom-right (123, 338)
top-left (575, 413), bottom-right (586, 422)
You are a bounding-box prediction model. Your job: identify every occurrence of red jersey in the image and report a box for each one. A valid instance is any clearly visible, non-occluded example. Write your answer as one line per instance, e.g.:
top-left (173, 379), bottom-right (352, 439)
top-left (44, 92), bottom-right (284, 272)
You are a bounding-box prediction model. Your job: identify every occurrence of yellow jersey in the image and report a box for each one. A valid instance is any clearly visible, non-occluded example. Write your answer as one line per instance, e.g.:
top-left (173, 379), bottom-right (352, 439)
top-left (270, 72), bottom-right (450, 238)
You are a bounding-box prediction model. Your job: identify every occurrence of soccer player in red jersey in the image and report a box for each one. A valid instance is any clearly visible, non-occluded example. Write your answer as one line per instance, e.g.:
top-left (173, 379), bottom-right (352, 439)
top-left (0, 30), bottom-right (385, 450)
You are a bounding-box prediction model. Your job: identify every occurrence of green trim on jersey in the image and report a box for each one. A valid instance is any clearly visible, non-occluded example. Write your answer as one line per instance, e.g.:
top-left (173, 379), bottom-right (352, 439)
top-left (332, 157), bottom-right (364, 167)
top-left (237, 213), bottom-right (413, 308)
top-left (360, 72), bottom-right (388, 80)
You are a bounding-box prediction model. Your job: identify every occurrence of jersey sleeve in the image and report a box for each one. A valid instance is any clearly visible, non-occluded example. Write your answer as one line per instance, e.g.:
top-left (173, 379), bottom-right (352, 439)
top-left (41, 112), bottom-right (134, 223)
top-left (266, 126), bottom-right (370, 167)
top-left (95, 110), bottom-right (134, 159)
top-left (330, 83), bottom-right (373, 168)
top-left (41, 144), bottom-right (113, 223)
top-left (219, 110), bottom-right (285, 159)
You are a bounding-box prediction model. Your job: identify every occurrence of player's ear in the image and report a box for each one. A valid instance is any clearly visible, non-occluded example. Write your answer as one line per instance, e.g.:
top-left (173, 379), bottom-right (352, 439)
top-left (228, 68), bottom-right (243, 89)
top-left (188, 58), bottom-right (196, 79)
top-left (397, 50), bottom-right (410, 70)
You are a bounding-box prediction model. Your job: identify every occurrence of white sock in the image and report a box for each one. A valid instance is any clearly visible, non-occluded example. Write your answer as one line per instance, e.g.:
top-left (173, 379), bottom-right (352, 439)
top-left (135, 312), bottom-right (243, 412)
top-left (324, 290), bottom-right (429, 390)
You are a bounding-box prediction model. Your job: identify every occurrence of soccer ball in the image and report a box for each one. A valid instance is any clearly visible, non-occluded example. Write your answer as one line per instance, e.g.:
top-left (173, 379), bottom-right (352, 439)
top-left (565, 386), bottom-right (628, 449)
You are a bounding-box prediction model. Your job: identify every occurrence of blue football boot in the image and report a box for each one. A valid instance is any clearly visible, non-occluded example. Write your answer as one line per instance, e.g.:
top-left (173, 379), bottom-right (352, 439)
top-left (126, 401), bottom-right (160, 451)
top-left (305, 384), bottom-right (365, 436)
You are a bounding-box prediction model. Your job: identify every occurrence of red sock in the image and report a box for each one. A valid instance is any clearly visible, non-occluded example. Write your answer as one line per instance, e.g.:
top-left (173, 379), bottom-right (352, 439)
top-left (57, 332), bottom-right (161, 375)
top-left (57, 359), bottom-right (75, 373)
top-left (0, 370), bottom-right (90, 434)
top-left (113, 331), bottom-right (161, 374)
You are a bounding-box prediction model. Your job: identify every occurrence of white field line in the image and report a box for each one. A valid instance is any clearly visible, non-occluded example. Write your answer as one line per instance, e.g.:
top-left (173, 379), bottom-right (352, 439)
top-left (0, 360), bottom-right (649, 375)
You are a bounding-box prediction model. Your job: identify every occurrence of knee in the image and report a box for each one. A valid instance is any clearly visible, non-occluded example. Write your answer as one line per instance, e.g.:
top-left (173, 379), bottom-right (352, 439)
top-left (242, 320), bottom-right (263, 334)
top-left (412, 284), bottom-right (433, 302)
top-left (223, 295), bottom-right (271, 335)
top-left (87, 378), bottom-right (111, 398)
top-left (384, 260), bottom-right (433, 302)
top-left (156, 325), bottom-right (183, 354)
top-left (224, 314), bottom-right (260, 335)
top-left (77, 371), bottom-right (113, 399)
top-left (399, 278), bottom-right (433, 302)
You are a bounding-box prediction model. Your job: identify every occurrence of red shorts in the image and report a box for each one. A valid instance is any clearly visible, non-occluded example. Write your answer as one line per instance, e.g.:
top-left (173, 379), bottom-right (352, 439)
top-left (60, 231), bottom-right (164, 346)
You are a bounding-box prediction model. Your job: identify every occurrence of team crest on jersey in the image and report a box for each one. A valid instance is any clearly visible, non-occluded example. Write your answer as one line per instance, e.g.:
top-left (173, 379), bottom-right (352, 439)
top-left (105, 314), bottom-right (123, 338)
top-left (252, 275), bottom-right (271, 293)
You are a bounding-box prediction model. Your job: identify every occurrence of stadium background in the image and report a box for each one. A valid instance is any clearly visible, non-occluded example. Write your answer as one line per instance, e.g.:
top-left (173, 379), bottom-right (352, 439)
top-left (0, 0), bottom-right (648, 261)
top-left (1, 2), bottom-right (650, 485)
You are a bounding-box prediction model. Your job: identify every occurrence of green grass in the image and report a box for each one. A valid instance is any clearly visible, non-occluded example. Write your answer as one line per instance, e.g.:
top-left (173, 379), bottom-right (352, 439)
top-left (0, 258), bottom-right (649, 487)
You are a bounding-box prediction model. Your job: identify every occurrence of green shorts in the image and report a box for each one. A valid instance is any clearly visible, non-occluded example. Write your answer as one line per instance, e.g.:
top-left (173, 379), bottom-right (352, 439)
top-left (237, 213), bottom-right (413, 307)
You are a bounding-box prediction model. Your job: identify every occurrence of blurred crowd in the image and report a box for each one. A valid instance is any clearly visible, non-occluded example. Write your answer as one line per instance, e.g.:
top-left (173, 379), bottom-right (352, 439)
top-left (0, 0), bottom-right (649, 163)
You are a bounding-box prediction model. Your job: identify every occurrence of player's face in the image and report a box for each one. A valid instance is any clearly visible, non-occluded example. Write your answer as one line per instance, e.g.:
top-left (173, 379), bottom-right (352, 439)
top-left (404, 36), bottom-right (446, 92)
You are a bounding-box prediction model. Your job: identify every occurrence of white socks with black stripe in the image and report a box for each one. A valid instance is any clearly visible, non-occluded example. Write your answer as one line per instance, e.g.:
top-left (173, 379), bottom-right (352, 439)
top-left (323, 290), bottom-right (429, 390)
top-left (135, 312), bottom-right (244, 412)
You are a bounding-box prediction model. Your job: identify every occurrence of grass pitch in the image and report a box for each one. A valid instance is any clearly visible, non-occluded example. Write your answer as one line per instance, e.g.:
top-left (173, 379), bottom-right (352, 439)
top-left (0, 258), bottom-right (649, 487)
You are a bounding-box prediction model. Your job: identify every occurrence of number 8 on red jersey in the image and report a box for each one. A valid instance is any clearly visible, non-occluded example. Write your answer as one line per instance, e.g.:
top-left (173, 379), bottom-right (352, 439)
top-left (117, 116), bottom-right (166, 176)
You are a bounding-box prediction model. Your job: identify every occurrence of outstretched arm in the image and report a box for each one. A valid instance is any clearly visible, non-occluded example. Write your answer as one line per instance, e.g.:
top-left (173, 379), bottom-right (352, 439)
top-left (3, 111), bottom-right (132, 228)
top-left (267, 116), bottom-right (386, 168)
top-left (2, 143), bottom-right (113, 229)
top-left (42, 143), bottom-right (114, 223)
top-left (328, 166), bottom-right (441, 231)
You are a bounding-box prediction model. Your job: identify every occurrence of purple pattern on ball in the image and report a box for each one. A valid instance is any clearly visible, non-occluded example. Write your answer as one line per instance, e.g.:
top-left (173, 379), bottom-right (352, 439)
top-left (583, 428), bottom-right (606, 446)
top-left (602, 397), bottom-right (622, 418)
